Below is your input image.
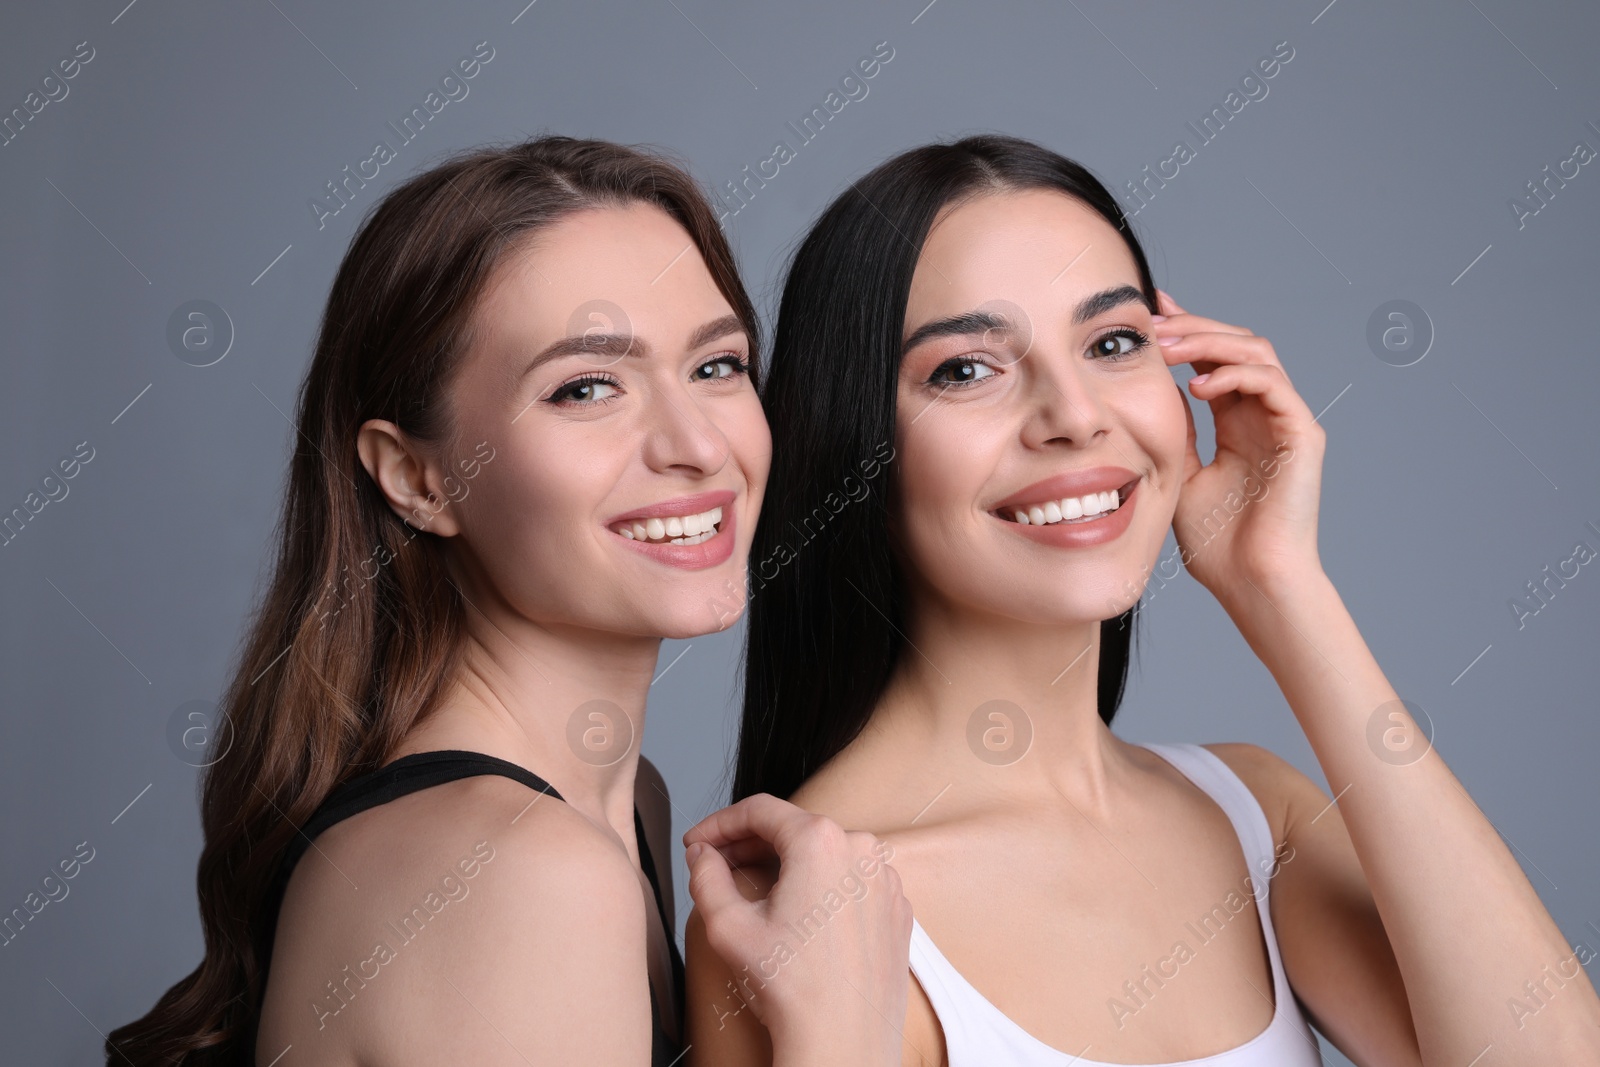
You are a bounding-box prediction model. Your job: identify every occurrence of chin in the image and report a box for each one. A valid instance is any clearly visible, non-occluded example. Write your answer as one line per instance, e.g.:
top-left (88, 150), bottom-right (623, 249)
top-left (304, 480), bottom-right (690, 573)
top-left (962, 570), bottom-right (1143, 626)
top-left (628, 588), bottom-right (747, 640)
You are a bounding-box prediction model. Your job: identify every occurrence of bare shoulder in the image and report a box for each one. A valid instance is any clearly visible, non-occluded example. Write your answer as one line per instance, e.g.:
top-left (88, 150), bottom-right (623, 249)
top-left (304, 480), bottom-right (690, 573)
top-left (259, 774), bottom-right (652, 1064)
top-left (1201, 741), bottom-right (1331, 845)
top-left (787, 741), bottom-right (916, 834)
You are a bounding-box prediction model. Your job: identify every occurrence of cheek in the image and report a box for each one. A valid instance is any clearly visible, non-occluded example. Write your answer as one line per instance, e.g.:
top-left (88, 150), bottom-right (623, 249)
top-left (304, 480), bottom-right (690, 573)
top-left (893, 405), bottom-right (994, 555)
top-left (895, 409), bottom-right (971, 516)
top-left (466, 441), bottom-right (591, 554)
top-left (1122, 376), bottom-right (1188, 468)
top-left (726, 396), bottom-right (772, 493)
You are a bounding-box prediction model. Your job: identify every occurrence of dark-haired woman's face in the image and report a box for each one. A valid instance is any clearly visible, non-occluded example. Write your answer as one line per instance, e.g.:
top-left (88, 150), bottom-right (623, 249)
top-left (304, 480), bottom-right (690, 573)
top-left (894, 189), bottom-right (1187, 625)
top-left (433, 202), bottom-right (770, 639)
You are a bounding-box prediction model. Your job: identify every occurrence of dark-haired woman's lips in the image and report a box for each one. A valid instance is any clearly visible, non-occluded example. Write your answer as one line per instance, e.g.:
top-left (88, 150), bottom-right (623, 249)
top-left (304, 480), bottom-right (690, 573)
top-left (990, 476), bottom-right (1139, 546)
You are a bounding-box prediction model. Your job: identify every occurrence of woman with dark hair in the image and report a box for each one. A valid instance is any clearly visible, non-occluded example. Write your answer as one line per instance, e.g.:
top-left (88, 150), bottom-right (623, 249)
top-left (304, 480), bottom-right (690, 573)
top-left (107, 136), bottom-right (912, 1067)
top-left (688, 134), bottom-right (1600, 1065)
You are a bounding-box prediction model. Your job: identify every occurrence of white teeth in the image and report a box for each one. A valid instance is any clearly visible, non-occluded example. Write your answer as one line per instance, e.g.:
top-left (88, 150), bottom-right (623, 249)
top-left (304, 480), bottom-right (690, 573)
top-left (613, 505), bottom-right (725, 545)
top-left (1003, 486), bottom-right (1127, 527)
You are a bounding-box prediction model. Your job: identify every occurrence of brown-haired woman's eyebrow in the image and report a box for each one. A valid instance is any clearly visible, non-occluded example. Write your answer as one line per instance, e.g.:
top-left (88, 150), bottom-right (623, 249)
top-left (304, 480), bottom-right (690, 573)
top-left (519, 313), bottom-right (746, 380)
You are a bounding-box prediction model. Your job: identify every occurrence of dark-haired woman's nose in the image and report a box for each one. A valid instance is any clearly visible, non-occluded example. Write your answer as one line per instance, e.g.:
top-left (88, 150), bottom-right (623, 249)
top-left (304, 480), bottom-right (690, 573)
top-left (1019, 359), bottom-right (1113, 449)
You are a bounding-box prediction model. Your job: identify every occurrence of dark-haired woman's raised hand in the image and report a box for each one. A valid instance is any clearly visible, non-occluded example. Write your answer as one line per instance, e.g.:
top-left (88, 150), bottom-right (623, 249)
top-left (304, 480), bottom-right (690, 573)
top-left (683, 793), bottom-right (912, 1067)
top-left (1154, 288), bottom-right (1327, 604)
top-left (1150, 288), bottom-right (1600, 1063)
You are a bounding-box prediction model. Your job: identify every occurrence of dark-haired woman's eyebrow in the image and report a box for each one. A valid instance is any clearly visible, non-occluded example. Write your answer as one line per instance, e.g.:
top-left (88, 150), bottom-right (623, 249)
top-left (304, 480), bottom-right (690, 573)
top-left (902, 286), bottom-right (1151, 357)
top-left (901, 310), bottom-right (1012, 355)
top-left (1072, 285), bottom-right (1151, 325)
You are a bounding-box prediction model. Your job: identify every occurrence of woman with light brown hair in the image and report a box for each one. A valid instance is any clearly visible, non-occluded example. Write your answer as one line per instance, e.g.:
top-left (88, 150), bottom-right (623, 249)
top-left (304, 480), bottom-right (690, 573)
top-left (107, 136), bottom-right (911, 1067)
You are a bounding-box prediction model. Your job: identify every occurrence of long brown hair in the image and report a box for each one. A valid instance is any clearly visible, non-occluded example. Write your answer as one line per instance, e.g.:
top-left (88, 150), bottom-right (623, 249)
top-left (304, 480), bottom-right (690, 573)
top-left (107, 136), bottom-right (760, 1065)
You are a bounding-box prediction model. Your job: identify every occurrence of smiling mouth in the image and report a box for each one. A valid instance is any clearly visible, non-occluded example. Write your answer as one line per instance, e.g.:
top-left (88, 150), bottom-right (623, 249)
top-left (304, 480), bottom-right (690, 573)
top-left (609, 505), bottom-right (725, 546)
top-left (995, 478), bottom-right (1140, 526)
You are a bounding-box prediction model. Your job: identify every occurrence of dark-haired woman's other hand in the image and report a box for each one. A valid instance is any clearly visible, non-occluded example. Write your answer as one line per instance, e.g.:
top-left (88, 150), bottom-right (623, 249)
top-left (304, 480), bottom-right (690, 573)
top-left (683, 793), bottom-right (912, 1067)
top-left (1155, 288), bottom-right (1327, 605)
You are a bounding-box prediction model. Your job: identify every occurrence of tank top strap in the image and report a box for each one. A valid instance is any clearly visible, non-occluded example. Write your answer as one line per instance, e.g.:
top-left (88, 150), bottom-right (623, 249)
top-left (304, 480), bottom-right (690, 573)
top-left (1137, 742), bottom-right (1282, 897)
top-left (907, 742), bottom-right (1322, 1066)
top-left (298, 749), bottom-right (566, 842)
top-left (635, 802), bottom-right (687, 1055)
top-left (259, 750), bottom-right (567, 970)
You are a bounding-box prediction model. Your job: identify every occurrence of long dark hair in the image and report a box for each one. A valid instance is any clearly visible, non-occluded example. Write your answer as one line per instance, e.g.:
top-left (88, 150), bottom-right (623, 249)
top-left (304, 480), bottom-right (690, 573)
top-left (107, 135), bottom-right (760, 1065)
top-left (732, 133), bottom-right (1152, 803)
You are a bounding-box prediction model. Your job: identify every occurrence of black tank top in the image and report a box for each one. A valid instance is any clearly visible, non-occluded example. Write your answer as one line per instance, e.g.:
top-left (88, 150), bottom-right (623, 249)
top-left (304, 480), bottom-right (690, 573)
top-left (258, 750), bottom-right (687, 1066)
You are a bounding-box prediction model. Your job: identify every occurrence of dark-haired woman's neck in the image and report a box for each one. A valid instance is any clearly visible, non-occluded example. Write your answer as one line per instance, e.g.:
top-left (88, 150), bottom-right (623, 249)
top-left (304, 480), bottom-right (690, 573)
top-left (837, 599), bottom-right (1132, 821)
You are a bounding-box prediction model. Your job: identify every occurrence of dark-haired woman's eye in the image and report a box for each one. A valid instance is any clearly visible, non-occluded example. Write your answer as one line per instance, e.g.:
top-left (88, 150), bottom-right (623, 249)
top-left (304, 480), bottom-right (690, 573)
top-left (693, 354), bottom-right (750, 381)
top-left (546, 375), bottom-right (621, 406)
top-left (927, 357), bottom-right (995, 387)
top-left (1091, 328), bottom-right (1151, 361)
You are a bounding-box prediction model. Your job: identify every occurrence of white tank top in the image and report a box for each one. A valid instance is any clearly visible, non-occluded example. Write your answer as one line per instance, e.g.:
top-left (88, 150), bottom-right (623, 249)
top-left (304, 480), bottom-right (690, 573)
top-left (907, 741), bottom-right (1324, 1066)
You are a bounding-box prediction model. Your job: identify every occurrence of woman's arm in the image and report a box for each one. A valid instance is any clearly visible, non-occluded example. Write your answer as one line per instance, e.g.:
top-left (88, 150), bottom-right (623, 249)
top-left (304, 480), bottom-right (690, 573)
top-left (1157, 288), bottom-right (1600, 1065)
top-left (1223, 572), bottom-right (1600, 1064)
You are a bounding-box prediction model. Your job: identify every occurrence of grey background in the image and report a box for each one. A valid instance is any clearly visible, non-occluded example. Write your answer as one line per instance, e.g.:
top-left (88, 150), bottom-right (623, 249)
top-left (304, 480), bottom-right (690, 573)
top-left (3, 1), bottom-right (1597, 1063)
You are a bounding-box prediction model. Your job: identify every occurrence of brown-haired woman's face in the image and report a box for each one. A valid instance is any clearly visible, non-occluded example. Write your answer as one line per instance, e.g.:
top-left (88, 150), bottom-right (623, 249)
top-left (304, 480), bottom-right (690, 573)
top-left (429, 201), bottom-right (769, 638)
top-left (894, 188), bottom-right (1187, 624)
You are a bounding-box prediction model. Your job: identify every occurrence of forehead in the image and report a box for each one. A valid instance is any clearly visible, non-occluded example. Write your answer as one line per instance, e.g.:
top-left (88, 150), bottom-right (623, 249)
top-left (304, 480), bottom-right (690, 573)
top-left (474, 201), bottom-right (736, 349)
top-left (907, 189), bottom-right (1141, 320)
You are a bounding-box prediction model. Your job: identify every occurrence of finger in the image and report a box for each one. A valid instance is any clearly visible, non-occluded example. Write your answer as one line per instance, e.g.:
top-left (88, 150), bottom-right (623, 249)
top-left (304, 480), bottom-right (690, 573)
top-left (1159, 332), bottom-right (1282, 372)
top-left (1151, 290), bottom-right (1262, 339)
top-left (1158, 315), bottom-right (1254, 343)
top-left (1188, 363), bottom-right (1314, 422)
top-left (684, 839), bottom-right (751, 930)
top-left (1178, 379), bottom-right (1200, 467)
top-left (684, 793), bottom-right (810, 855)
top-left (712, 835), bottom-right (781, 868)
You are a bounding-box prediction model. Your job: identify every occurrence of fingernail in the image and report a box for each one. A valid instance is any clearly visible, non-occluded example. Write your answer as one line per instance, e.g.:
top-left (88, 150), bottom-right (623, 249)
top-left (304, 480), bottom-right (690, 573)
top-left (1190, 373), bottom-right (1210, 385)
top-left (686, 842), bottom-right (705, 864)
top-left (1150, 314), bottom-right (1166, 322)
top-left (1158, 336), bottom-right (1182, 347)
